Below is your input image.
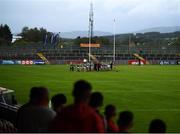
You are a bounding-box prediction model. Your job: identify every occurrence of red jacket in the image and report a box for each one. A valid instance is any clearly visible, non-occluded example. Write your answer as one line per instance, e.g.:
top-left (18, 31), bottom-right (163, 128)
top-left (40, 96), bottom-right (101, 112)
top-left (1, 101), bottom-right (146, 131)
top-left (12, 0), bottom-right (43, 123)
top-left (50, 102), bottom-right (104, 133)
top-left (106, 119), bottom-right (119, 132)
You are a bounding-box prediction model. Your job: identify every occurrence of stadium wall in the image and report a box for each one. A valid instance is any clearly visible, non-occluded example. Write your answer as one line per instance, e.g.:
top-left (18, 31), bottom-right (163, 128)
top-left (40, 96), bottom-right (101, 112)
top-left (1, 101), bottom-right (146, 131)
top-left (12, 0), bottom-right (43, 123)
top-left (47, 60), bottom-right (180, 65)
top-left (0, 59), bottom-right (180, 65)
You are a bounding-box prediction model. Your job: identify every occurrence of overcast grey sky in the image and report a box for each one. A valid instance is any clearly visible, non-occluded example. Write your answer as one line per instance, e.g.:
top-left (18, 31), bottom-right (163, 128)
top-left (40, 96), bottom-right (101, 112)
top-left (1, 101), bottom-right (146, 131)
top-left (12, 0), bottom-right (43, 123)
top-left (0, 0), bottom-right (180, 34)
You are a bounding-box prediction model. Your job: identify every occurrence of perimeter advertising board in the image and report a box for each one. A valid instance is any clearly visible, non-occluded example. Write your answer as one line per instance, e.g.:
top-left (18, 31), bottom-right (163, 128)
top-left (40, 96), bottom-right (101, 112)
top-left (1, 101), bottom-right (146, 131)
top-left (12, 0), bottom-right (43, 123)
top-left (128, 60), bottom-right (146, 65)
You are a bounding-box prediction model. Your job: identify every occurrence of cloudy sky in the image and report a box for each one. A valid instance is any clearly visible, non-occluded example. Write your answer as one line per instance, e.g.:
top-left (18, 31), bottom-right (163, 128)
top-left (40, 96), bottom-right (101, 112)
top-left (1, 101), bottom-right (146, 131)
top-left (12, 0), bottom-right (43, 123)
top-left (0, 0), bottom-right (180, 34)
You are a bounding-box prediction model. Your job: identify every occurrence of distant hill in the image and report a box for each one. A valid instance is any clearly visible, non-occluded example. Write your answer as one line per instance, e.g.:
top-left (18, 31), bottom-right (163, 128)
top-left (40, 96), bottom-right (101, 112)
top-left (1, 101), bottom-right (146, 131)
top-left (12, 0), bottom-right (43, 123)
top-left (136, 26), bottom-right (180, 33)
top-left (60, 31), bottom-right (112, 39)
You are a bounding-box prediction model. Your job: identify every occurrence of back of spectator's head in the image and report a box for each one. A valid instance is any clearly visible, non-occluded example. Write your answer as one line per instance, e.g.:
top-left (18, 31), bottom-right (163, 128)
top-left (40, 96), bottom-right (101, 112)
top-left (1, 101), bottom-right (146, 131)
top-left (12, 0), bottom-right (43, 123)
top-left (29, 86), bottom-right (49, 106)
top-left (72, 80), bottom-right (92, 102)
top-left (89, 92), bottom-right (104, 108)
top-left (104, 104), bottom-right (116, 119)
top-left (117, 111), bottom-right (134, 130)
top-left (149, 119), bottom-right (166, 133)
top-left (51, 93), bottom-right (67, 112)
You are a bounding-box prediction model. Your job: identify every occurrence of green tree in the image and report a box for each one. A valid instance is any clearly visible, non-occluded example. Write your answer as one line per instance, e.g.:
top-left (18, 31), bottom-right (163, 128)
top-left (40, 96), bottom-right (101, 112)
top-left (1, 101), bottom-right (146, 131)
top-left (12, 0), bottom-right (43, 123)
top-left (20, 26), bottom-right (51, 43)
top-left (74, 36), bottom-right (110, 46)
top-left (0, 24), bottom-right (12, 45)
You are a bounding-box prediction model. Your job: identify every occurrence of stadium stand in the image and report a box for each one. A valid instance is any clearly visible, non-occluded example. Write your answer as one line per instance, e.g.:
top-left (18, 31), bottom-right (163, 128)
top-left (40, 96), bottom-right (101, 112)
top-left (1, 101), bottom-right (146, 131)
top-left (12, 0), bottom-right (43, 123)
top-left (0, 43), bottom-right (180, 65)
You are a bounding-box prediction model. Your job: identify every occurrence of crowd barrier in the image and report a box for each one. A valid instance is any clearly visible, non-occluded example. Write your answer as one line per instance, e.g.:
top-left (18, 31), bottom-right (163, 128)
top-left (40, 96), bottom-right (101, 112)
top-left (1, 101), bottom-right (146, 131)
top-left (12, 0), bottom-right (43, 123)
top-left (0, 60), bottom-right (45, 65)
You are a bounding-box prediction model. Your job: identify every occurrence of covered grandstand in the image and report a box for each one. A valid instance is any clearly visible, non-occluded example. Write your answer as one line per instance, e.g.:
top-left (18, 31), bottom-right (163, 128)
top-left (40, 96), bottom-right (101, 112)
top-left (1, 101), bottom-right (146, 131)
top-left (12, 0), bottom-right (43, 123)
top-left (0, 42), bottom-right (180, 65)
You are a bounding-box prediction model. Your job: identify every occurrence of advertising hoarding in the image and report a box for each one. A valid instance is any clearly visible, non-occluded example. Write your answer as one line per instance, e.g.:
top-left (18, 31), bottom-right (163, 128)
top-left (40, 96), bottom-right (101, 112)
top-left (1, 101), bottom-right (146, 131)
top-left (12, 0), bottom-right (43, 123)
top-left (128, 60), bottom-right (146, 65)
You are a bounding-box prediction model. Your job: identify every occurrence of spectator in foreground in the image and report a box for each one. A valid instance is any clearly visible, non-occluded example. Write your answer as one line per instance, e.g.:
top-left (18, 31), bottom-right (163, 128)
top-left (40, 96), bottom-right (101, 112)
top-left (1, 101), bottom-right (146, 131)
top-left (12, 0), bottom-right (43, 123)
top-left (16, 87), bottom-right (56, 133)
top-left (117, 111), bottom-right (134, 133)
top-left (89, 91), bottom-right (104, 116)
top-left (51, 93), bottom-right (67, 114)
top-left (89, 92), bottom-right (105, 131)
top-left (149, 119), bottom-right (166, 133)
top-left (49, 80), bottom-right (104, 133)
top-left (104, 104), bottom-right (119, 133)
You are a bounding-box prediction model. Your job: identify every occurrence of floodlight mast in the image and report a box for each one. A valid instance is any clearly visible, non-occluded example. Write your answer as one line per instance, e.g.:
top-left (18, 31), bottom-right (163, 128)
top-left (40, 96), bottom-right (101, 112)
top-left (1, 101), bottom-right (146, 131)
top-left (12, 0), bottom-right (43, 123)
top-left (113, 19), bottom-right (116, 62)
top-left (88, 2), bottom-right (94, 62)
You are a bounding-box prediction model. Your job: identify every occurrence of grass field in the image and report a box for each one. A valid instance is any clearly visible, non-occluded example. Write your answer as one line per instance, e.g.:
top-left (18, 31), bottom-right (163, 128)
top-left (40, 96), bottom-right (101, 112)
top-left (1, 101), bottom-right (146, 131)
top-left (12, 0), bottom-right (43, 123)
top-left (0, 65), bottom-right (180, 132)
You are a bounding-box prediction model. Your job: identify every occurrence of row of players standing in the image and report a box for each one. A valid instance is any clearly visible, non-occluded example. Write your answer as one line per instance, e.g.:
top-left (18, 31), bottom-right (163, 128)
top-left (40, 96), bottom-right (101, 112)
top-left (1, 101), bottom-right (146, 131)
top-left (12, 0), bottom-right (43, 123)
top-left (70, 61), bottom-right (113, 72)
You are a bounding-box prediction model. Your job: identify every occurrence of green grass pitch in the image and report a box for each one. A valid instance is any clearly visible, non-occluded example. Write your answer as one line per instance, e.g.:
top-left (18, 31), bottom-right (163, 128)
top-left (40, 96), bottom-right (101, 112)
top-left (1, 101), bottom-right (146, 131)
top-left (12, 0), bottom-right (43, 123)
top-left (0, 65), bottom-right (180, 132)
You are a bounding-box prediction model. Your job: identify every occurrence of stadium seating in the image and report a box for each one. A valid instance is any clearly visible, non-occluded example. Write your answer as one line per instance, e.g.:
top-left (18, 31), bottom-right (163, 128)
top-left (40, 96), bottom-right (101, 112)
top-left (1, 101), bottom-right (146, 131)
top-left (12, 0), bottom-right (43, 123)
top-left (0, 44), bottom-right (179, 64)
